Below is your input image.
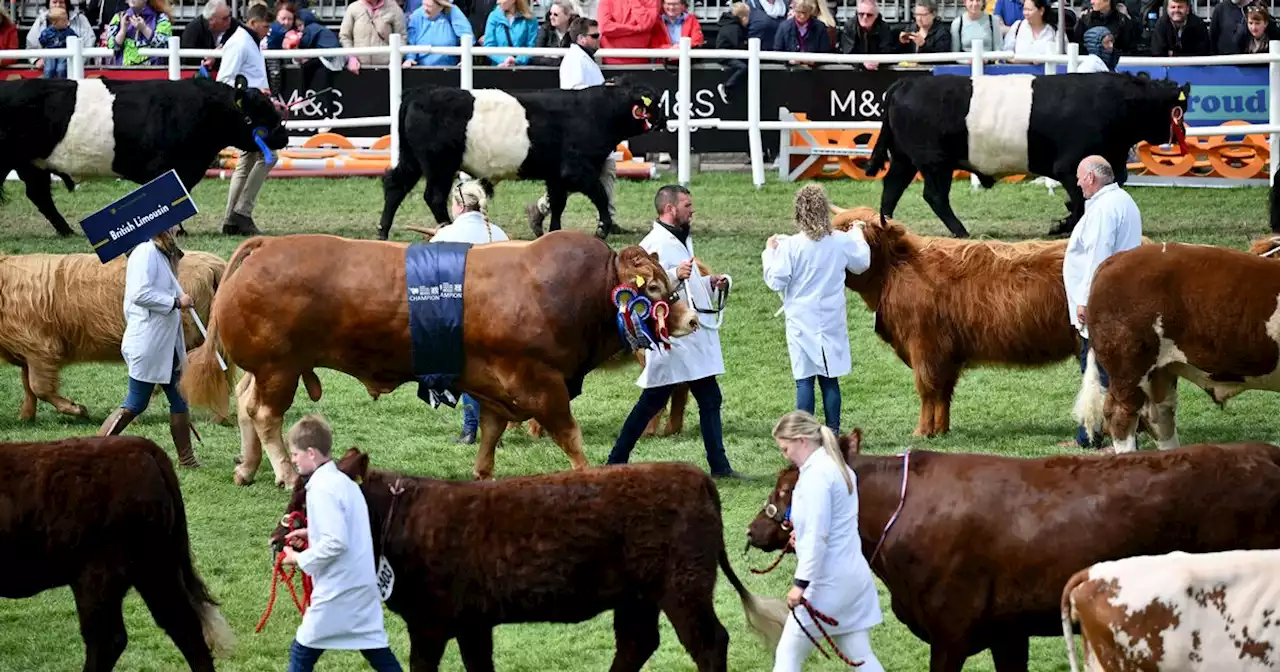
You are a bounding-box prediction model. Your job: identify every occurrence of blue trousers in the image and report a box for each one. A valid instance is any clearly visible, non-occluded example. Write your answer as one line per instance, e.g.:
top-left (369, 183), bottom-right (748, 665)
top-left (122, 370), bottom-right (188, 414)
top-left (1077, 337), bottom-right (1110, 448)
top-left (287, 640), bottom-right (402, 672)
top-left (43, 58), bottom-right (67, 79)
top-left (796, 375), bottom-right (841, 435)
top-left (607, 376), bottom-right (733, 475)
top-left (460, 392), bottom-right (478, 435)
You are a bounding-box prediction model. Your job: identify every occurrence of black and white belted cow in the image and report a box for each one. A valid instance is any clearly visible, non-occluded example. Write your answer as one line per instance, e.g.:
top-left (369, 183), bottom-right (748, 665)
top-left (0, 75), bottom-right (289, 237)
top-left (867, 72), bottom-right (1190, 238)
top-left (377, 78), bottom-right (665, 242)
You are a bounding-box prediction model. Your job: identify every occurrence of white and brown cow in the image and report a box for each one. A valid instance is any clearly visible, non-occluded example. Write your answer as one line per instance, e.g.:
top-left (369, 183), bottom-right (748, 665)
top-left (1074, 242), bottom-right (1280, 452)
top-left (1061, 549), bottom-right (1280, 671)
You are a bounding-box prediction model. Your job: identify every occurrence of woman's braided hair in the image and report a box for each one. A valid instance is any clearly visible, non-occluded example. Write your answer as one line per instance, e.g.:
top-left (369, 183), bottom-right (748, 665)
top-left (451, 181), bottom-right (493, 242)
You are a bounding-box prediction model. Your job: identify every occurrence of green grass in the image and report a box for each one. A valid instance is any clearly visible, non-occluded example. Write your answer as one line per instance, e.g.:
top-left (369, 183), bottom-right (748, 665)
top-left (0, 170), bottom-right (1274, 671)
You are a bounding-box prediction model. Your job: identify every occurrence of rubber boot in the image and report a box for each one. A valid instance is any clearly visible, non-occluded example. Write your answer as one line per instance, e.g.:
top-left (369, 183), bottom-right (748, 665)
top-left (97, 407), bottom-right (136, 436)
top-left (170, 412), bottom-right (200, 468)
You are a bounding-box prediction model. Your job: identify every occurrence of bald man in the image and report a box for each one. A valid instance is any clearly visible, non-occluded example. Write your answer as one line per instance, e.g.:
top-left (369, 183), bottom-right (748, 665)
top-left (1061, 155), bottom-right (1142, 449)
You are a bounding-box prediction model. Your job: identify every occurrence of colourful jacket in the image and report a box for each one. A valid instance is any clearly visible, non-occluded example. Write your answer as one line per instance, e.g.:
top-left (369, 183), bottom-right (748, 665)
top-left (597, 0), bottom-right (666, 65)
top-left (406, 6), bottom-right (473, 66)
top-left (481, 6), bottom-right (537, 65)
top-left (106, 7), bottom-right (171, 66)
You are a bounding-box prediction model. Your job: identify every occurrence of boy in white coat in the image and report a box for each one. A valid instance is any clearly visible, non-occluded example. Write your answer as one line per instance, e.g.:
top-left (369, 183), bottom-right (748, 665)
top-left (762, 184), bottom-right (872, 434)
top-left (605, 185), bottom-right (747, 479)
top-left (280, 414), bottom-right (402, 671)
top-left (771, 410), bottom-right (885, 672)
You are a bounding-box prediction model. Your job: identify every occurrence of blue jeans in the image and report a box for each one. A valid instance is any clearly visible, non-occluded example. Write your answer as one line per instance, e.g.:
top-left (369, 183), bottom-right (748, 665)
top-left (287, 640), bottom-right (402, 672)
top-left (460, 392), bottom-right (478, 435)
top-left (43, 58), bottom-right (66, 79)
top-left (796, 375), bottom-right (841, 435)
top-left (122, 369), bottom-right (188, 414)
top-left (607, 376), bottom-right (733, 475)
top-left (1077, 337), bottom-right (1110, 448)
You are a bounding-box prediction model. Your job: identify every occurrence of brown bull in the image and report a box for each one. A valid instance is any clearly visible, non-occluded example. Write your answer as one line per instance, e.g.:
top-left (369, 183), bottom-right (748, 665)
top-left (269, 448), bottom-right (772, 671)
top-left (0, 250), bottom-right (228, 422)
top-left (745, 431), bottom-right (1280, 672)
top-left (0, 435), bottom-right (234, 670)
top-left (180, 231), bottom-right (699, 488)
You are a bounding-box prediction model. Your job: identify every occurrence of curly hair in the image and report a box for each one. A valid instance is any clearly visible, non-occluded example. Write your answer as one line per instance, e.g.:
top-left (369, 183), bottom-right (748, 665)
top-left (794, 184), bottom-right (833, 240)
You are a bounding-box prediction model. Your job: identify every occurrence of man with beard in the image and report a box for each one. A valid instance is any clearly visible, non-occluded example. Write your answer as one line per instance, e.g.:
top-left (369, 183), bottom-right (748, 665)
top-left (1150, 0), bottom-right (1209, 55)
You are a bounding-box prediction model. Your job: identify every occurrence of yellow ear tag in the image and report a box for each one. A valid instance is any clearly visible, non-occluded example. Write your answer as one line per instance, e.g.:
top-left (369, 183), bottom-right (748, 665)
top-left (356, 476), bottom-right (363, 484)
top-left (634, 275), bottom-right (645, 287)
top-left (1179, 92), bottom-right (1186, 101)
top-left (642, 96), bottom-right (652, 107)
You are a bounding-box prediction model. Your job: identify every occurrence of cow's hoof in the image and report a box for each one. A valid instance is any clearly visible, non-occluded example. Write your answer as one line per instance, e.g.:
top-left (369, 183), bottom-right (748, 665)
top-left (594, 225), bottom-right (609, 241)
top-left (18, 409), bottom-right (35, 422)
top-left (69, 404), bottom-right (89, 419)
top-left (526, 202), bottom-right (545, 238)
top-left (233, 466), bottom-right (255, 486)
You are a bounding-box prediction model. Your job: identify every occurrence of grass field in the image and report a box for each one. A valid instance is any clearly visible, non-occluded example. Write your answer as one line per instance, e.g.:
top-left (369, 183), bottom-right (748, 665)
top-left (0, 169), bottom-right (1275, 672)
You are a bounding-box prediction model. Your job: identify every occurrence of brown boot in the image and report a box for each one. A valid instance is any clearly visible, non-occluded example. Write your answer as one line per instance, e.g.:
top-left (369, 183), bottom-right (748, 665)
top-left (97, 407), bottom-right (136, 436)
top-left (170, 412), bottom-right (200, 468)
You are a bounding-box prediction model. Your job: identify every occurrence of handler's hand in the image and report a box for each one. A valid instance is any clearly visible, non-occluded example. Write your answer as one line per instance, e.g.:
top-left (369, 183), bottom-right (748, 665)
top-left (284, 527), bottom-right (308, 549)
top-left (1076, 305), bottom-right (1086, 325)
top-left (711, 275), bottom-right (728, 290)
top-left (281, 545), bottom-right (300, 566)
top-left (786, 585), bottom-right (805, 609)
top-left (177, 293), bottom-right (193, 309)
top-left (766, 235), bottom-right (778, 250)
top-left (676, 259), bottom-right (693, 280)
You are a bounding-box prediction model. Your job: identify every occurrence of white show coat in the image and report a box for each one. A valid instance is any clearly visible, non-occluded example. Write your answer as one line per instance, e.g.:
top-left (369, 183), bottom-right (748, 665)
top-left (428, 211), bottom-right (509, 244)
top-left (635, 221), bottom-right (729, 389)
top-left (762, 229), bottom-right (871, 380)
top-left (559, 43), bottom-right (604, 90)
top-left (790, 447), bottom-right (882, 635)
top-left (295, 460), bottom-right (391, 650)
top-left (216, 24), bottom-right (270, 90)
top-left (121, 240), bottom-right (187, 384)
top-left (1062, 182), bottom-right (1142, 339)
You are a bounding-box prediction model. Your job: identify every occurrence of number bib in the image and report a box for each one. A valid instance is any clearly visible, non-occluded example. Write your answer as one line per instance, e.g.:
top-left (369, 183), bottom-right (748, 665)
top-left (377, 555), bottom-right (395, 602)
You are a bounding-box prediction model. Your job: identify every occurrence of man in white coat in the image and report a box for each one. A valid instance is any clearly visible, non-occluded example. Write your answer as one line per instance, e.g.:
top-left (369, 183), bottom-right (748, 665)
top-left (216, 3), bottom-right (274, 237)
top-left (1062, 155), bottom-right (1142, 449)
top-left (280, 414), bottom-right (403, 671)
top-left (605, 185), bottom-right (747, 479)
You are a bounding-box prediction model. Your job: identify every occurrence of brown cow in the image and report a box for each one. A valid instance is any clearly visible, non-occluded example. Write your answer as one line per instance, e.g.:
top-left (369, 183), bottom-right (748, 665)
top-left (180, 231), bottom-right (699, 488)
top-left (745, 431), bottom-right (1280, 672)
top-left (0, 435), bottom-right (234, 670)
top-left (1074, 242), bottom-right (1280, 453)
top-left (1060, 548), bottom-right (1280, 672)
top-left (0, 249), bottom-right (229, 422)
top-left (269, 448), bottom-right (773, 671)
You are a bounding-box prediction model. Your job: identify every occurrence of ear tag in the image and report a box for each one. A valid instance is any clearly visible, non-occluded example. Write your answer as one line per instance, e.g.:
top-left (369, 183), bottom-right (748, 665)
top-left (356, 476), bottom-right (363, 484)
top-left (642, 95), bottom-right (652, 106)
top-left (634, 275), bottom-right (645, 287)
top-left (1179, 92), bottom-right (1186, 101)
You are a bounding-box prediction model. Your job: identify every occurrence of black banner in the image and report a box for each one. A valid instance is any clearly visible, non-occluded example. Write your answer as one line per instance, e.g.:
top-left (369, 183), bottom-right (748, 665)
top-left (278, 64), bottom-right (930, 154)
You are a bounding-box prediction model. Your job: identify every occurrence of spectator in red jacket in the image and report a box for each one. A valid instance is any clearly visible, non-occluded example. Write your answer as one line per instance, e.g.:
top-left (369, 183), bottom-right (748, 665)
top-left (0, 7), bottom-right (17, 67)
top-left (597, 0), bottom-right (665, 64)
top-left (657, 0), bottom-right (703, 48)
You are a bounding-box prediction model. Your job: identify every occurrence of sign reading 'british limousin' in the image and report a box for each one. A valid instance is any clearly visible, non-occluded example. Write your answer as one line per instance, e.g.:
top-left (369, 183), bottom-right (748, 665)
top-left (79, 169), bottom-right (198, 263)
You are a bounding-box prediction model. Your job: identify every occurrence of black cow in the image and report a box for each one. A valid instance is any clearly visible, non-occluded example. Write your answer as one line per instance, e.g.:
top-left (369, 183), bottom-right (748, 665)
top-left (0, 75), bottom-right (289, 237)
top-left (377, 79), bottom-right (665, 242)
top-left (866, 72), bottom-right (1190, 238)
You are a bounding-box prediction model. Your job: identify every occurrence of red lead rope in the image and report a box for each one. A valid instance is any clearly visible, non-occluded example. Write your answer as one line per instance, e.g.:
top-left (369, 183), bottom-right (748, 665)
top-left (255, 511), bottom-right (314, 633)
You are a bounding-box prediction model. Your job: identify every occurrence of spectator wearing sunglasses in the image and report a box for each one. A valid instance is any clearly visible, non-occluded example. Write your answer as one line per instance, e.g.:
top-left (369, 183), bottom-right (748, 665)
top-left (839, 0), bottom-right (896, 69)
top-left (1150, 0), bottom-right (1208, 55)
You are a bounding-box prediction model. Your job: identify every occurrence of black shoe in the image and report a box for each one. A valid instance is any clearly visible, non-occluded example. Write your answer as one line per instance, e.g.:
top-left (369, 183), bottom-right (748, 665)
top-left (223, 211), bottom-right (262, 236)
top-left (594, 224), bottom-right (609, 241)
top-left (455, 432), bottom-right (476, 445)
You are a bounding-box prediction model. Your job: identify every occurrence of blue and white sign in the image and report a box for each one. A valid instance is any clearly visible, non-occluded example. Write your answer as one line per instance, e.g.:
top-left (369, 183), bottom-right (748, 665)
top-left (79, 169), bottom-right (198, 263)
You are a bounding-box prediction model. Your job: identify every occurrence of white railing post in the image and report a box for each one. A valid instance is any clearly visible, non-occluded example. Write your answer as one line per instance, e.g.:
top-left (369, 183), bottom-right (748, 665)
top-left (460, 33), bottom-right (473, 90)
top-left (68, 35), bottom-right (84, 80)
top-left (748, 37), bottom-right (764, 188)
top-left (168, 35), bottom-right (181, 80)
top-left (1067, 41), bottom-right (1079, 73)
top-left (677, 35), bottom-right (692, 186)
top-left (389, 33), bottom-right (402, 169)
top-left (970, 38), bottom-right (983, 77)
top-left (1270, 40), bottom-right (1279, 181)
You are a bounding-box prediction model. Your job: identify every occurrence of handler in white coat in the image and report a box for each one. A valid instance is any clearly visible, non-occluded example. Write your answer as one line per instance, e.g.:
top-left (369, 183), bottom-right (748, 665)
top-left (771, 410), bottom-right (885, 672)
top-left (605, 184), bottom-right (746, 479)
top-left (98, 227), bottom-right (200, 469)
top-left (281, 414), bottom-right (402, 672)
top-left (762, 184), bottom-right (872, 435)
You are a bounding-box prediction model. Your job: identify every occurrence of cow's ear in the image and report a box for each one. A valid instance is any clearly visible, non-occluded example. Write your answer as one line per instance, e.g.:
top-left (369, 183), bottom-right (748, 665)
top-left (648, 251), bottom-right (661, 263)
top-left (843, 428), bottom-right (864, 460)
top-left (234, 74), bottom-right (248, 92)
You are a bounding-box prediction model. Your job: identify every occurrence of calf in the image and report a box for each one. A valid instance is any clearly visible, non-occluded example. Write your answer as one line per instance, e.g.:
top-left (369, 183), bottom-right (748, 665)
top-left (1062, 549), bottom-right (1280, 671)
top-left (377, 79), bottom-right (664, 242)
top-left (270, 448), bottom-right (772, 671)
top-left (0, 436), bottom-right (234, 670)
top-left (745, 431), bottom-right (1280, 671)
top-left (0, 75), bottom-right (288, 236)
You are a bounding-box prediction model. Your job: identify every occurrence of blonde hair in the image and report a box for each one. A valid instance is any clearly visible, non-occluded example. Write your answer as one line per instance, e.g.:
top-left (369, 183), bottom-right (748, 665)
top-left (794, 184), bottom-right (833, 240)
top-left (772, 410), bottom-right (853, 494)
top-left (287, 413), bottom-right (333, 456)
top-left (730, 1), bottom-right (749, 20)
top-left (450, 180), bottom-right (496, 242)
top-left (508, 0), bottom-right (533, 19)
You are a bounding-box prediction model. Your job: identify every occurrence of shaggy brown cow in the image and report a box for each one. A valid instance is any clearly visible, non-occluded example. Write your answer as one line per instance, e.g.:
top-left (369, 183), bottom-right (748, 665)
top-left (745, 432), bottom-right (1280, 672)
top-left (0, 249), bottom-right (229, 422)
top-left (269, 448), bottom-right (772, 671)
top-left (1074, 242), bottom-right (1280, 453)
top-left (1249, 234), bottom-right (1280, 257)
top-left (0, 435), bottom-right (234, 670)
top-left (181, 231), bottom-right (699, 488)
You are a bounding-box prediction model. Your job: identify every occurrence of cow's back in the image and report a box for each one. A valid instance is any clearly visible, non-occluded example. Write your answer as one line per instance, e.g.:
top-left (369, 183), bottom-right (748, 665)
top-left (0, 253), bottom-right (129, 364)
top-left (883, 76), bottom-right (973, 164)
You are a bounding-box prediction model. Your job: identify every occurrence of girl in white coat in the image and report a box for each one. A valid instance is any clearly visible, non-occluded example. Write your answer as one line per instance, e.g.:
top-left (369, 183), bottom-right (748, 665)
top-left (98, 227), bottom-right (200, 468)
top-left (771, 410), bottom-right (884, 672)
top-left (762, 185), bottom-right (871, 434)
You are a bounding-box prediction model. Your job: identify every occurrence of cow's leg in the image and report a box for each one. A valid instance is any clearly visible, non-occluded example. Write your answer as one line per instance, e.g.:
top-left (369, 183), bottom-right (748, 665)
top-left (1144, 368), bottom-right (1180, 451)
top-left (641, 406), bottom-right (665, 437)
top-left (473, 402), bottom-right (510, 481)
top-left (25, 358), bottom-right (88, 418)
top-left (408, 628), bottom-right (449, 672)
top-left (423, 157), bottom-right (460, 225)
top-left (572, 173), bottom-right (614, 240)
top-left (930, 364), bottom-right (961, 436)
top-left (72, 565), bottom-right (130, 672)
top-left (531, 392), bottom-right (592, 475)
top-left (233, 373), bottom-right (264, 485)
top-left (545, 180), bottom-right (569, 234)
top-left (662, 384), bottom-right (689, 436)
top-left (610, 603), bottom-right (661, 672)
top-left (16, 164), bottom-right (74, 236)
top-left (455, 627), bottom-right (495, 672)
top-left (378, 154), bottom-right (424, 240)
top-left (928, 644), bottom-right (969, 672)
top-left (1048, 167), bottom-right (1086, 236)
top-left (1104, 381), bottom-right (1144, 454)
top-left (660, 593), bottom-right (729, 672)
top-left (879, 152), bottom-right (917, 218)
top-left (19, 363), bottom-right (37, 421)
top-left (130, 563), bottom-right (215, 672)
top-left (910, 347), bottom-right (948, 437)
top-left (242, 370), bottom-right (300, 488)
top-left (989, 637), bottom-right (1029, 672)
top-left (920, 166), bottom-right (970, 238)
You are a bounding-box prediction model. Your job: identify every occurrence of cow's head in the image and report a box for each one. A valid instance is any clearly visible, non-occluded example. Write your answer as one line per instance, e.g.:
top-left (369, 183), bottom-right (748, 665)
top-left (829, 206), bottom-right (911, 301)
top-left (268, 447), bottom-right (370, 556)
top-left (747, 429), bottom-right (864, 552)
top-left (1249, 235), bottom-right (1280, 259)
top-left (613, 245), bottom-right (698, 348)
top-left (1131, 76), bottom-right (1191, 154)
top-left (607, 77), bottom-right (666, 135)
top-left (227, 74), bottom-right (290, 153)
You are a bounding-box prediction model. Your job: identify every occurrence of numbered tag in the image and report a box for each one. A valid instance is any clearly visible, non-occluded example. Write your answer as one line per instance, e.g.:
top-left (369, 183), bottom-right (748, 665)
top-left (377, 555), bottom-right (395, 602)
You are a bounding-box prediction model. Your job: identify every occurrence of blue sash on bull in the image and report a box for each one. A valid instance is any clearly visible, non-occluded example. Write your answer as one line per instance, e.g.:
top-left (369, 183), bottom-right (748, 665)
top-left (405, 241), bottom-right (472, 408)
top-left (612, 281), bottom-right (671, 351)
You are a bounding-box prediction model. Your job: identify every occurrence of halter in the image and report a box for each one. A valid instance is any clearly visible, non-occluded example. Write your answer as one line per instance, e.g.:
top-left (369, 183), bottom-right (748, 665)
top-left (1169, 106), bottom-right (1191, 156)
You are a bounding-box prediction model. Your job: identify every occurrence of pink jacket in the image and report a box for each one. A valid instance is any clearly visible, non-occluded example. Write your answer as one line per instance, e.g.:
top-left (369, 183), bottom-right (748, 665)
top-left (598, 0), bottom-right (667, 64)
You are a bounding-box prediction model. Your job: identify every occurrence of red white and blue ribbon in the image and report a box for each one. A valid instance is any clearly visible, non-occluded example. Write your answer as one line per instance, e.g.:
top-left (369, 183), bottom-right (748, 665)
top-left (613, 283), bottom-right (670, 351)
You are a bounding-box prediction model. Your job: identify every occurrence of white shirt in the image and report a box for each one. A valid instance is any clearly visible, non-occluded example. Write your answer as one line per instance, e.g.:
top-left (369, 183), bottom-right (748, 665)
top-left (121, 241), bottom-right (187, 384)
top-left (790, 447), bottom-right (882, 634)
top-left (762, 229), bottom-right (871, 380)
top-left (559, 43), bottom-right (604, 90)
top-left (1075, 54), bottom-right (1112, 73)
top-left (1063, 182), bottom-right (1142, 338)
top-left (428, 211), bottom-right (509, 244)
top-left (1002, 19), bottom-right (1059, 57)
top-left (295, 461), bottom-right (390, 650)
top-left (216, 25), bottom-right (269, 90)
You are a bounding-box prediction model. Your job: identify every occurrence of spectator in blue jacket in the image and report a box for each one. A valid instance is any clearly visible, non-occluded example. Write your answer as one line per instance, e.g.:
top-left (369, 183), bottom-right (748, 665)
top-left (405, 0), bottom-right (472, 66)
top-left (774, 0), bottom-right (832, 64)
top-left (483, 0), bottom-right (537, 66)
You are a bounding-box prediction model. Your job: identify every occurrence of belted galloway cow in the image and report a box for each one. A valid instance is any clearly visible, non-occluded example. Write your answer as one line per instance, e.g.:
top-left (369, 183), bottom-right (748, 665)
top-left (745, 432), bottom-right (1280, 672)
top-left (181, 231), bottom-right (699, 488)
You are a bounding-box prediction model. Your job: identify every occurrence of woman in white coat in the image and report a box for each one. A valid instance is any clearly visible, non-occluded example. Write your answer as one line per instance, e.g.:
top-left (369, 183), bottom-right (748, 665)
top-left (97, 227), bottom-right (200, 468)
top-left (762, 184), bottom-right (871, 435)
top-left (771, 410), bottom-right (884, 672)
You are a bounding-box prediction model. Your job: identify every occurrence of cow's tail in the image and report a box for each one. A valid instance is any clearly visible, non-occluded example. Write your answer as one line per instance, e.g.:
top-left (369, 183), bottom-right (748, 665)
top-left (705, 477), bottom-right (788, 649)
top-left (865, 82), bottom-right (900, 177)
top-left (1061, 568), bottom-right (1091, 672)
top-left (1072, 347), bottom-right (1106, 443)
top-left (180, 238), bottom-right (262, 419)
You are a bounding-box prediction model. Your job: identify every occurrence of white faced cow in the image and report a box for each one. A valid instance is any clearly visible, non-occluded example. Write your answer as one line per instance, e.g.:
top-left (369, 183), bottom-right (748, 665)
top-left (867, 73), bottom-right (1190, 239)
top-left (0, 75), bottom-right (289, 237)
